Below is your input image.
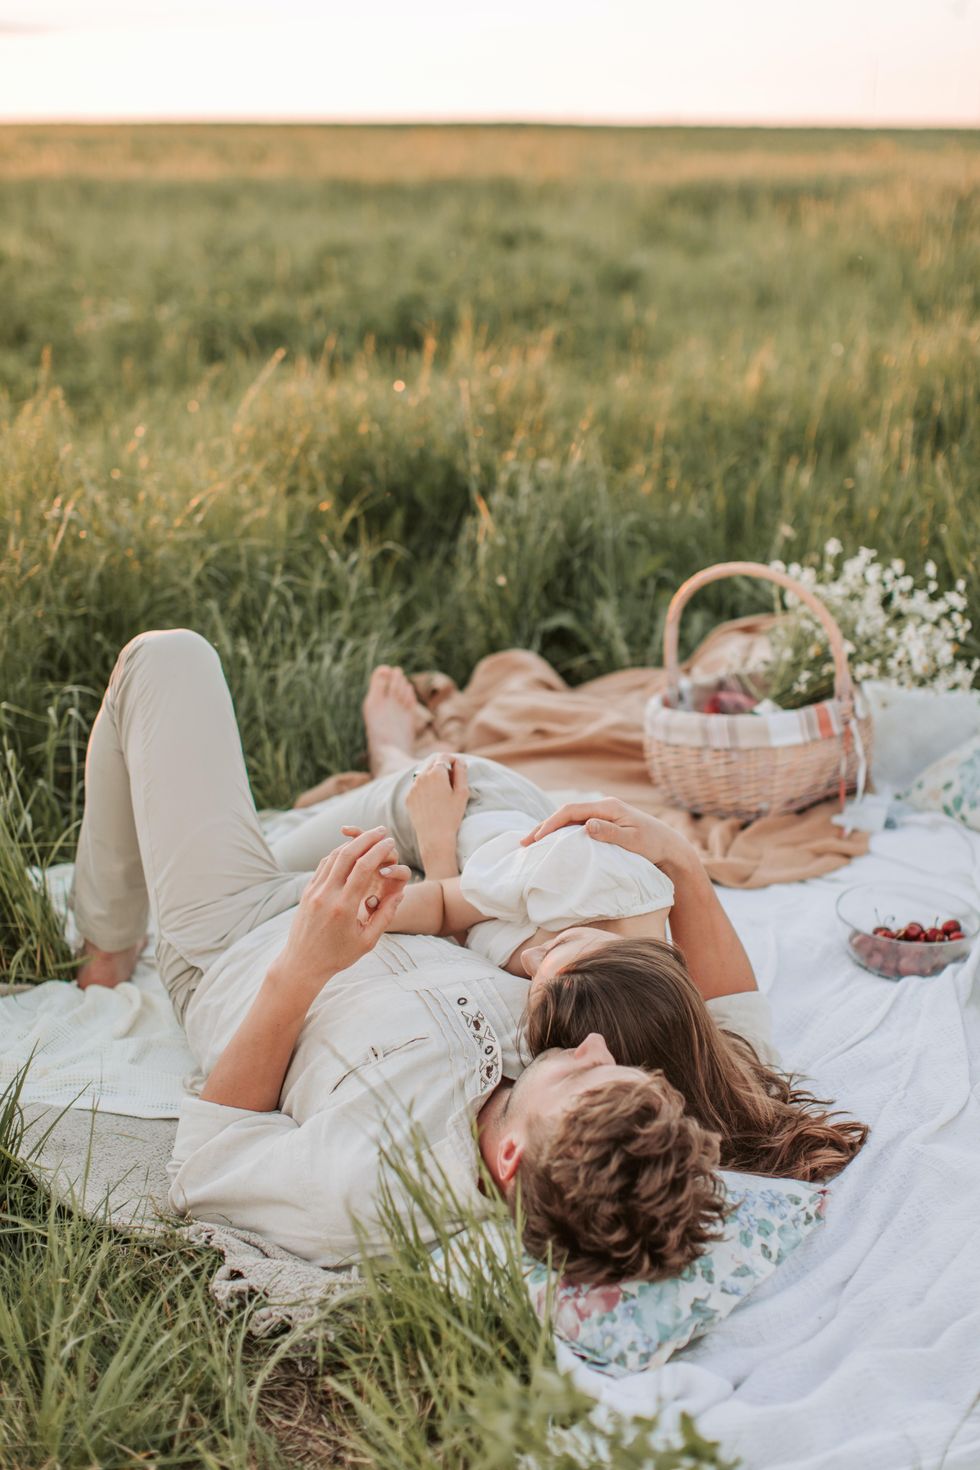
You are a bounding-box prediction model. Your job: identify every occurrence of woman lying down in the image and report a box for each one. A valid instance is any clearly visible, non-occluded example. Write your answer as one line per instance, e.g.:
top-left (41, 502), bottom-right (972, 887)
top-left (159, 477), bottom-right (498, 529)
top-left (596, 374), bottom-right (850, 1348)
top-left (272, 666), bottom-right (868, 1190)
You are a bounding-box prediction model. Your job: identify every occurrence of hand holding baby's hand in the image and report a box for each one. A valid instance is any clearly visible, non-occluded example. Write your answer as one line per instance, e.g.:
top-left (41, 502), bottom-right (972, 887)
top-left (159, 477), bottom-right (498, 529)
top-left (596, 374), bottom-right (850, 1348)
top-left (278, 828), bottom-right (411, 995)
top-left (405, 753), bottom-right (470, 854)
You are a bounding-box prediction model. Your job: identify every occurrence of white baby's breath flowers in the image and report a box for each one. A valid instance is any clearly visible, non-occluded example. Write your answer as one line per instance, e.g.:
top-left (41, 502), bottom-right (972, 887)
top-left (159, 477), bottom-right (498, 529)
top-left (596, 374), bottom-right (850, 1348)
top-left (761, 542), bottom-right (979, 709)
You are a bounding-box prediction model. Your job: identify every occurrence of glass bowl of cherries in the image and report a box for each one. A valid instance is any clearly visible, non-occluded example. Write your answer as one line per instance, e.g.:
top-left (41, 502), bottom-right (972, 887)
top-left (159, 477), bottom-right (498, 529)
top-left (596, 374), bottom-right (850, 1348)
top-left (837, 883), bottom-right (978, 980)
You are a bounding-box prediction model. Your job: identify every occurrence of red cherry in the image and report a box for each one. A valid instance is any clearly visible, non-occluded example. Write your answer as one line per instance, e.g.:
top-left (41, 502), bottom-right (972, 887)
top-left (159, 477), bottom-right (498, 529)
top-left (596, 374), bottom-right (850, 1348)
top-left (873, 926), bottom-right (895, 939)
top-left (946, 930), bottom-right (965, 943)
top-left (924, 927), bottom-right (943, 943)
top-left (905, 923), bottom-right (924, 941)
top-left (942, 919), bottom-right (961, 936)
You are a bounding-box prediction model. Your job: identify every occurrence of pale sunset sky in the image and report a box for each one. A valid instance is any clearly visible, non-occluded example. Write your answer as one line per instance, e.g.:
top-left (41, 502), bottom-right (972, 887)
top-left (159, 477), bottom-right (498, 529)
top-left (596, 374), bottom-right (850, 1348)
top-left (0, 0), bottom-right (977, 126)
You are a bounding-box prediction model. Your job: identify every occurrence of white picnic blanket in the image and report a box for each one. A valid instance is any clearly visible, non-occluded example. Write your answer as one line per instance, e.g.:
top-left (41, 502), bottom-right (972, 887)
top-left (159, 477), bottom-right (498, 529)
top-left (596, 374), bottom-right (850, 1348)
top-left (1, 806), bottom-right (306, 1118)
top-left (3, 809), bottom-right (980, 1470)
top-left (565, 811), bottom-right (980, 1470)
top-left (0, 868), bottom-right (194, 1117)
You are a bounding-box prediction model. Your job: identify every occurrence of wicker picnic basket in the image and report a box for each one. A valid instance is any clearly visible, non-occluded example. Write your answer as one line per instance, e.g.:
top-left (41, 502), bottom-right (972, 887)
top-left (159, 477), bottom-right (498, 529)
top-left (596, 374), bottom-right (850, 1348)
top-left (644, 561), bottom-right (874, 821)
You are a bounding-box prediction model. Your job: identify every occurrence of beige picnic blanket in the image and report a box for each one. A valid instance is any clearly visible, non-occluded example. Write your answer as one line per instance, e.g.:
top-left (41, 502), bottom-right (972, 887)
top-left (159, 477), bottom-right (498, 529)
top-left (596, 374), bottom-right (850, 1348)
top-left (310, 617), bottom-right (868, 886)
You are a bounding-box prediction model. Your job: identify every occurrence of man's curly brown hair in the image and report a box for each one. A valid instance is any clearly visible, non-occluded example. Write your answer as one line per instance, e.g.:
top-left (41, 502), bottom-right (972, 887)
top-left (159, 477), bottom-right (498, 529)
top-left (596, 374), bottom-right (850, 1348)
top-left (516, 1071), bottom-right (728, 1285)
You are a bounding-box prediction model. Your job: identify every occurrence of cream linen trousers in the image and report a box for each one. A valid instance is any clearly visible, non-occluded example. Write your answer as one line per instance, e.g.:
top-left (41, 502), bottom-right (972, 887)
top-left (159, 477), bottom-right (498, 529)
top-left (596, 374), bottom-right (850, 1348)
top-left (70, 629), bottom-right (555, 1022)
top-left (70, 630), bottom-right (312, 1021)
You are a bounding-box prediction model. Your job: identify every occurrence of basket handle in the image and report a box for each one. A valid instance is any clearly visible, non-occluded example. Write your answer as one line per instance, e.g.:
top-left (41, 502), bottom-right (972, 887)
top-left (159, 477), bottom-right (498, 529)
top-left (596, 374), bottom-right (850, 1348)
top-left (663, 560), bottom-right (856, 712)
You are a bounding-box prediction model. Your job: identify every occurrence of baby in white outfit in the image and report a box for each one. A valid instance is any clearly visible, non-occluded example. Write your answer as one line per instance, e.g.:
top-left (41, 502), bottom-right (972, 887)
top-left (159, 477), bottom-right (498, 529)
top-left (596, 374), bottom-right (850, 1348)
top-left (385, 768), bottom-right (675, 976)
top-left (454, 805), bottom-right (674, 971)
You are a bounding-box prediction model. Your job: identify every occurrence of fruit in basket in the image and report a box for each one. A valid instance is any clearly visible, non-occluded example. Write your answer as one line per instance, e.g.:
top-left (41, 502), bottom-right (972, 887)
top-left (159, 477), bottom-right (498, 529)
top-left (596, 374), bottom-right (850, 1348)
top-left (702, 689), bottom-right (758, 715)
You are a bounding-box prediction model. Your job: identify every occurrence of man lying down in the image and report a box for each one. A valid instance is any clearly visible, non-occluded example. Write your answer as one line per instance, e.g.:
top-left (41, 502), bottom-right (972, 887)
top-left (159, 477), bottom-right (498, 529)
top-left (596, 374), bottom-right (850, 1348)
top-left (72, 631), bottom-right (867, 1283)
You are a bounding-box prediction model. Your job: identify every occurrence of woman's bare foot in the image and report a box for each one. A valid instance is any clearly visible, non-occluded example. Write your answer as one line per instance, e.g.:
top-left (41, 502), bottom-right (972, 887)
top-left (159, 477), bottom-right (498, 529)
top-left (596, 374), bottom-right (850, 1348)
top-left (363, 665), bottom-right (427, 776)
top-left (76, 936), bottom-right (146, 990)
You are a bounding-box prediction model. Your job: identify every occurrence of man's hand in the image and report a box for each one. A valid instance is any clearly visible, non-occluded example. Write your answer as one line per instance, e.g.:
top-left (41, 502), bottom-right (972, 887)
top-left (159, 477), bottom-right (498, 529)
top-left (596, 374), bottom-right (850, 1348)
top-left (405, 752), bottom-right (469, 866)
top-left (520, 797), bottom-right (698, 876)
top-left (201, 828), bottom-right (411, 1113)
top-left (274, 827), bottom-right (411, 997)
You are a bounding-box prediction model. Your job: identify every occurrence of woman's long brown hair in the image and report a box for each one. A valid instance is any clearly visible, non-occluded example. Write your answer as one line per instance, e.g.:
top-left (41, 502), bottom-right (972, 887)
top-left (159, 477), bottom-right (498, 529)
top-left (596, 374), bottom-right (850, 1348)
top-left (525, 937), bottom-right (868, 1182)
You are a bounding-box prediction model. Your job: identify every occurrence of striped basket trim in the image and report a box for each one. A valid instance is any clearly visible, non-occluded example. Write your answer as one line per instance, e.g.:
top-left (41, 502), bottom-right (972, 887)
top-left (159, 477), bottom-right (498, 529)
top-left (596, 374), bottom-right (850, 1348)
top-left (644, 689), bottom-right (870, 752)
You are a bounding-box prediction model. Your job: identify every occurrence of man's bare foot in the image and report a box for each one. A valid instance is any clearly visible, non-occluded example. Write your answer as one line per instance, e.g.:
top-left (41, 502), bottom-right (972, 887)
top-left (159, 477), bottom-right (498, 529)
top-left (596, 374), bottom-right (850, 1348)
top-left (363, 665), bottom-right (427, 776)
top-left (76, 936), bottom-right (146, 990)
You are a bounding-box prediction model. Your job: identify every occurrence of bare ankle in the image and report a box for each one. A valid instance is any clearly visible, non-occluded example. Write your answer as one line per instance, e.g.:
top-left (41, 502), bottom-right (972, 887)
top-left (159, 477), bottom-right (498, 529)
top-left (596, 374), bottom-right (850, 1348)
top-left (372, 742), bottom-right (416, 777)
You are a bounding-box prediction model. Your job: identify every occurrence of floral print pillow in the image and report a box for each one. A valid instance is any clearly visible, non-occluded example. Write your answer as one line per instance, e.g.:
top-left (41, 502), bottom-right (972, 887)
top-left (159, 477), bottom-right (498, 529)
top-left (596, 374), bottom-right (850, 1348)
top-left (903, 734), bottom-right (980, 833)
top-left (525, 1171), bottom-right (827, 1378)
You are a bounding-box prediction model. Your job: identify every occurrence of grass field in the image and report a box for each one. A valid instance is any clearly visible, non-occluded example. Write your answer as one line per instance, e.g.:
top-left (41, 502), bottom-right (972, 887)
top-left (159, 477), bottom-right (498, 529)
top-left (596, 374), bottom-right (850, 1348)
top-left (0, 123), bottom-right (978, 1467)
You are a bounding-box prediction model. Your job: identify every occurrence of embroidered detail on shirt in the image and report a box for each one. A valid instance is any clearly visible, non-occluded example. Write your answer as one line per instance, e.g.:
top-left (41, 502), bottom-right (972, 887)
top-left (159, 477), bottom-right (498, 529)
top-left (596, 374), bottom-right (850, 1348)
top-left (455, 995), bottom-right (501, 1094)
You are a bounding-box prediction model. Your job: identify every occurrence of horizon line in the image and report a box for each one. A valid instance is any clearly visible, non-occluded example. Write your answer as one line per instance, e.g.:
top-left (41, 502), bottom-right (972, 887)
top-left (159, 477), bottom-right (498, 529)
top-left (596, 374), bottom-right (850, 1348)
top-left (2, 115), bottom-right (979, 131)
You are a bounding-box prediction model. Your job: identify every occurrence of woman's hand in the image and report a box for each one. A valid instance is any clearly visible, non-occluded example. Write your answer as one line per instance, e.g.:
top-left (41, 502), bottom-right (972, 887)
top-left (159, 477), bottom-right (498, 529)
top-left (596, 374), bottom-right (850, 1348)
top-left (273, 827), bottom-right (411, 998)
top-left (520, 797), bottom-right (698, 876)
top-left (405, 753), bottom-right (469, 868)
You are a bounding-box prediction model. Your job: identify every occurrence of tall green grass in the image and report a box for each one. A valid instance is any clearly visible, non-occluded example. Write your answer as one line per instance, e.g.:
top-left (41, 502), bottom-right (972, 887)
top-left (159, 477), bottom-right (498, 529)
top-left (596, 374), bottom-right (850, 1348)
top-left (2, 313), bottom-right (977, 838)
top-left (0, 744), bottom-right (75, 984)
top-left (2, 131), bottom-right (977, 854)
top-left (0, 1074), bottom-right (280, 1468)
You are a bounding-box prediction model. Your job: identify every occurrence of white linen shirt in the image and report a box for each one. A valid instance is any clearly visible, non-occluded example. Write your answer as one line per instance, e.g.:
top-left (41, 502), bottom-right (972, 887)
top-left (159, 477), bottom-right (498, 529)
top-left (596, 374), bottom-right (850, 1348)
top-left (168, 909), bottom-right (530, 1267)
top-left (457, 809), bottom-right (675, 970)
